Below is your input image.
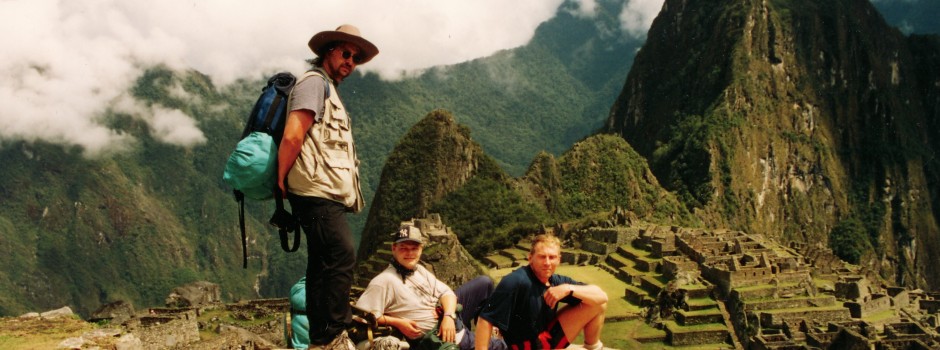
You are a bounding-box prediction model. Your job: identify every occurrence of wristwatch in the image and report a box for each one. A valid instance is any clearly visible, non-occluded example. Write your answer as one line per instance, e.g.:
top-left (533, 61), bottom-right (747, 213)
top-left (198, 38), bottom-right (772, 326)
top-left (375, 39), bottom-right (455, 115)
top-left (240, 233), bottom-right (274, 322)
top-left (443, 312), bottom-right (457, 320)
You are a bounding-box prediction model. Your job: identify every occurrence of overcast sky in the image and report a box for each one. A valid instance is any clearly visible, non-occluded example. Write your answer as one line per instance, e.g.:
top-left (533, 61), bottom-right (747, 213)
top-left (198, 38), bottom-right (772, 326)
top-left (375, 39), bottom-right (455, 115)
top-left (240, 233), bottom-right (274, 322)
top-left (0, 0), bottom-right (666, 155)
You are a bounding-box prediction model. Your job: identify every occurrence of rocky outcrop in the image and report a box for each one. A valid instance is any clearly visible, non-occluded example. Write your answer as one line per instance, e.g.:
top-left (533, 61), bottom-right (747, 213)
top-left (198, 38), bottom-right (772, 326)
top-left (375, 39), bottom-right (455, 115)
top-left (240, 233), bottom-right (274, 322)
top-left (165, 281), bottom-right (221, 308)
top-left (358, 110), bottom-right (495, 259)
top-left (89, 300), bottom-right (135, 325)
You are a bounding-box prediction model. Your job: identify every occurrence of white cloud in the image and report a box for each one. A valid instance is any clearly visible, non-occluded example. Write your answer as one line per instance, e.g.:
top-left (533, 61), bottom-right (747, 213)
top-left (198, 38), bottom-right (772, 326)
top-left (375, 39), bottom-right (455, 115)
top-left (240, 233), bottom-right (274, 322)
top-left (620, 0), bottom-right (665, 38)
top-left (0, 0), bottom-right (565, 155)
top-left (149, 107), bottom-right (208, 147)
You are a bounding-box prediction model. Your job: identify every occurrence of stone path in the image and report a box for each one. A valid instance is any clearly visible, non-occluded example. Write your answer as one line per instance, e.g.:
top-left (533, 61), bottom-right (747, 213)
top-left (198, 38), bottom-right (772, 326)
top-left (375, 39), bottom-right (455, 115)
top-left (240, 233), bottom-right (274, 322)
top-left (715, 299), bottom-right (744, 350)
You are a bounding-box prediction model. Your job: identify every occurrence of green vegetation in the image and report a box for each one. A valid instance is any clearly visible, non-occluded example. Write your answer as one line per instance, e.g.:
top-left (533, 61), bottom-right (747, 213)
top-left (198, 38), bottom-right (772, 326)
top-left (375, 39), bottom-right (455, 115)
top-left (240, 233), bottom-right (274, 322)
top-left (362, 118), bottom-right (697, 260)
top-left (555, 135), bottom-right (692, 223)
top-left (0, 67), bottom-right (307, 316)
top-left (433, 173), bottom-right (549, 257)
top-left (828, 217), bottom-right (871, 264)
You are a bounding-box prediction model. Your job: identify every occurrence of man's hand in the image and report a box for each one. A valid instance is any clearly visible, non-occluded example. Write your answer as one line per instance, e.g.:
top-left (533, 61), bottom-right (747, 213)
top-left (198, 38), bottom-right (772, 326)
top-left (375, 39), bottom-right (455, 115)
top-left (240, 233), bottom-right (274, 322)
top-left (389, 317), bottom-right (423, 339)
top-left (437, 315), bottom-right (457, 343)
top-left (542, 284), bottom-right (572, 308)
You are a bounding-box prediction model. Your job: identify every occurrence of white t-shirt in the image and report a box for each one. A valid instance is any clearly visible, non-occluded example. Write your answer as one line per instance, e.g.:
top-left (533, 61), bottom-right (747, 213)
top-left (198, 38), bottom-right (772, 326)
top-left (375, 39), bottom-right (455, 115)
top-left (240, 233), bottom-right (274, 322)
top-left (356, 264), bottom-right (460, 340)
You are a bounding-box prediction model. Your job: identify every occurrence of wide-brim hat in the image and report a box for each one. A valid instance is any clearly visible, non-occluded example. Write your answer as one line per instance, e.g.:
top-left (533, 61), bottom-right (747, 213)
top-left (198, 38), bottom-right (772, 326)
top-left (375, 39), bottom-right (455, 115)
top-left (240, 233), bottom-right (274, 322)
top-left (308, 24), bottom-right (379, 64)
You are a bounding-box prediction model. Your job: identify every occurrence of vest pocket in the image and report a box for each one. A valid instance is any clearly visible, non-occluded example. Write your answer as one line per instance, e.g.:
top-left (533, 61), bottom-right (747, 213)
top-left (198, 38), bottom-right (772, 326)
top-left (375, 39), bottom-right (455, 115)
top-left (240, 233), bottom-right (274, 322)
top-left (322, 139), bottom-right (350, 161)
top-left (322, 157), bottom-right (355, 192)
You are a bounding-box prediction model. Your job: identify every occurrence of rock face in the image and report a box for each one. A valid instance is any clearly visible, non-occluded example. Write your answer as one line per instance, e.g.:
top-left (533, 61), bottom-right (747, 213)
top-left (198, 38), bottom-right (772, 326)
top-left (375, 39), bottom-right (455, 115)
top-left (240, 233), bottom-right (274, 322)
top-left (605, 0), bottom-right (940, 289)
top-left (164, 281), bottom-right (221, 308)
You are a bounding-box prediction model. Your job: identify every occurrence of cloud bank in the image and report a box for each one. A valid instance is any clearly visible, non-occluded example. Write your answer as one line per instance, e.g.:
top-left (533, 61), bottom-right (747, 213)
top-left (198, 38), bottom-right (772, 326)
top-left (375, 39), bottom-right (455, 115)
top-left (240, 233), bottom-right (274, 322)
top-left (620, 0), bottom-right (665, 38)
top-left (0, 0), bottom-right (662, 155)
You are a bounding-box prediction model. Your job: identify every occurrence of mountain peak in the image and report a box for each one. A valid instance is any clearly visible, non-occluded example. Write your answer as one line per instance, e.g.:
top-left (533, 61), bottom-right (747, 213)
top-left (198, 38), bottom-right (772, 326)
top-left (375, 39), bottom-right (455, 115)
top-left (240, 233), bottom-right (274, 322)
top-left (358, 109), bottom-right (494, 258)
top-left (606, 0), bottom-right (940, 288)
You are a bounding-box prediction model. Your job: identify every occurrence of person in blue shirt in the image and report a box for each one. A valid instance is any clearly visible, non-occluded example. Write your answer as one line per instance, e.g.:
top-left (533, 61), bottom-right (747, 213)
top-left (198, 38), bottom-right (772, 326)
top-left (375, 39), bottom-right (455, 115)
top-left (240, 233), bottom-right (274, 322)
top-left (475, 234), bottom-right (608, 350)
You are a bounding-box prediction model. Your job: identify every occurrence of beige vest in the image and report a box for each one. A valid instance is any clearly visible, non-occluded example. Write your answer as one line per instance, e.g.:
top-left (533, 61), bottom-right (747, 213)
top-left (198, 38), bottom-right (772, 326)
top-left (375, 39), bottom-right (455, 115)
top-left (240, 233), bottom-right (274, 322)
top-left (286, 70), bottom-right (364, 213)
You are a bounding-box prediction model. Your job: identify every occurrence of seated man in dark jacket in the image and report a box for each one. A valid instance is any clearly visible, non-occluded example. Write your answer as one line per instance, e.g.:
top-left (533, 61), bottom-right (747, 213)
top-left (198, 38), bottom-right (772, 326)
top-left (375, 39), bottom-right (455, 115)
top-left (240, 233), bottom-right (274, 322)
top-left (475, 234), bottom-right (608, 350)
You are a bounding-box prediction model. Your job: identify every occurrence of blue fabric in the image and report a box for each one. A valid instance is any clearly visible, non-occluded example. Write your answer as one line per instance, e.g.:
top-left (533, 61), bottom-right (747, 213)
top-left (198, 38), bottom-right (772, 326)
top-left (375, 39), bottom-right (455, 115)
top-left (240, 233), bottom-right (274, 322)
top-left (454, 276), bottom-right (494, 327)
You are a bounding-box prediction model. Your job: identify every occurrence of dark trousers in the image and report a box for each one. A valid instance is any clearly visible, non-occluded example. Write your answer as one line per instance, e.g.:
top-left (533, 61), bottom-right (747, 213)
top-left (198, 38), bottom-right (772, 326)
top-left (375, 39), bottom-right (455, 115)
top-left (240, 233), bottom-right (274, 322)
top-left (456, 276), bottom-right (506, 350)
top-left (455, 276), bottom-right (495, 328)
top-left (289, 195), bottom-right (355, 345)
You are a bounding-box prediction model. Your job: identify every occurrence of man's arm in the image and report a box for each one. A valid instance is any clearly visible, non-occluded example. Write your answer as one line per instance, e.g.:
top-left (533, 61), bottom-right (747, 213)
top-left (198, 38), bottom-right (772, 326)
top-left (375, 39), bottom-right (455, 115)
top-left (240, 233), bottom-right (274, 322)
top-left (474, 317), bottom-right (494, 350)
top-left (544, 284), bottom-right (608, 308)
top-left (276, 109), bottom-right (315, 195)
top-left (437, 292), bottom-right (458, 343)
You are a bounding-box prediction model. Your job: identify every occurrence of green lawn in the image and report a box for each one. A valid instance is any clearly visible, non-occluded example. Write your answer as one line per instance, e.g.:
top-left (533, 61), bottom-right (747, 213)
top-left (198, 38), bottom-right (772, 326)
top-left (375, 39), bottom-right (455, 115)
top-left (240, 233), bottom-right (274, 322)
top-left (0, 316), bottom-right (98, 349)
top-left (685, 297), bottom-right (717, 308)
top-left (556, 265), bottom-right (642, 317)
top-left (862, 309), bottom-right (899, 323)
top-left (574, 320), bottom-right (730, 350)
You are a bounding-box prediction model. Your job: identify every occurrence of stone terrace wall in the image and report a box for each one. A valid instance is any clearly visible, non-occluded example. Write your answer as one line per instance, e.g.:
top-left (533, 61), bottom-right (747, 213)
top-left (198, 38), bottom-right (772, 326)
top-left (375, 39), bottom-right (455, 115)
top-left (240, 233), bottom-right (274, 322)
top-left (124, 308), bottom-right (199, 349)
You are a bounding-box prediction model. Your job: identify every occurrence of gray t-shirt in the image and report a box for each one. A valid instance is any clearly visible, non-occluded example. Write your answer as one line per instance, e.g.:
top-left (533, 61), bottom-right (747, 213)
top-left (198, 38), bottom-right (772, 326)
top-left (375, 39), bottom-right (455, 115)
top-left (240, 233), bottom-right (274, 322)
top-left (289, 71), bottom-right (327, 123)
top-left (355, 264), bottom-right (456, 339)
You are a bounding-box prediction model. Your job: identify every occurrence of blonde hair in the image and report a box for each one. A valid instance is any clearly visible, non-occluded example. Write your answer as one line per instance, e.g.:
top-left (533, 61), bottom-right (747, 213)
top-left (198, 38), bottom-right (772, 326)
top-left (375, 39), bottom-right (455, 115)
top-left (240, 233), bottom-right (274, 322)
top-left (530, 234), bottom-right (561, 253)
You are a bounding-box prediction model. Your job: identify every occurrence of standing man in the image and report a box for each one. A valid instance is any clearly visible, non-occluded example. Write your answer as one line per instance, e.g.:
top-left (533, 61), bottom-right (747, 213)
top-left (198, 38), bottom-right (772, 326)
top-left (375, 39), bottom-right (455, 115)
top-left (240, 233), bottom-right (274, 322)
top-left (475, 234), bottom-right (608, 350)
top-left (356, 224), bottom-right (506, 350)
top-left (277, 24), bottom-right (378, 349)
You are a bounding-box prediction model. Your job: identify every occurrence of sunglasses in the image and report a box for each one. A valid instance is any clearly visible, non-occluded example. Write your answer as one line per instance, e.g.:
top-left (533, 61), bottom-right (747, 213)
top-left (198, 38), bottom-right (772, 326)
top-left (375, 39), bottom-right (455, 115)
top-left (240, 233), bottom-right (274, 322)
top-left (336, 49), bottom-right (365, 64)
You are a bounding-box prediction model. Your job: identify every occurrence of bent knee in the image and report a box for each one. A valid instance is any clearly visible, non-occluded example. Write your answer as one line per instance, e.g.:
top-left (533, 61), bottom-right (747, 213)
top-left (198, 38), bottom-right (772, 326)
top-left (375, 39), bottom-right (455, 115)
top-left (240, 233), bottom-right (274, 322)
top-left (591, 300), bottom-right (607, 314)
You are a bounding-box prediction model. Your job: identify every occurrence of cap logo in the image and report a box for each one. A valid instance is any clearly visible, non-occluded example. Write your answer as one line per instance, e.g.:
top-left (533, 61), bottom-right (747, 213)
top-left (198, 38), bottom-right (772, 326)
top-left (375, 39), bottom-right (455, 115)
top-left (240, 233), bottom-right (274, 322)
top-left (398, 227), bottom-right (410, 240)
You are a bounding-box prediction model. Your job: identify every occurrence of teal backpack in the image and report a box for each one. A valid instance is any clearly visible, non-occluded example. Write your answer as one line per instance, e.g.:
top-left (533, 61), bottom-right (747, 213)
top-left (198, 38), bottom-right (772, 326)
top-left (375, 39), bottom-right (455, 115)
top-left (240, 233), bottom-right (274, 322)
top-left (222, 71), bottom-right (329, 268)
top-left (287, 277), bottom-right (311, 349)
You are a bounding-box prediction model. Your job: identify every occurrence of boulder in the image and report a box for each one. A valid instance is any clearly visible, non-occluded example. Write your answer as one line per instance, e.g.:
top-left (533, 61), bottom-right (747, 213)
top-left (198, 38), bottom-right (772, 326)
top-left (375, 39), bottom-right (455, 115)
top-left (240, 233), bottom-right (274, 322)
top-left (90, 300), bottom-right (135, 324)
top-left (40, 306), bottom-right (75, 319)
top-left (165, 281), bottom-right (221, 308)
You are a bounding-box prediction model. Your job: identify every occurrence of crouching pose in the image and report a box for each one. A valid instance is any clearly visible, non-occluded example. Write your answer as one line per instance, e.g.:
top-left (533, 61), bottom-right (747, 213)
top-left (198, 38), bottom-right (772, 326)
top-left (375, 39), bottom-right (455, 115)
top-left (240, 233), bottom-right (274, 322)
top-left (356, 224), bottom-right (507, 350)
top-left (475, 234), bottom-right (608, 350)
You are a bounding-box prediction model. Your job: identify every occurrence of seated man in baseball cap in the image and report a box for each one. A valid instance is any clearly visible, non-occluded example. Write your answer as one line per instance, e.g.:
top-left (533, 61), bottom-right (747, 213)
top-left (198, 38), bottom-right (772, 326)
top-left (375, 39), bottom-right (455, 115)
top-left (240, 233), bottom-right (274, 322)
top-left (356, 224), bottom-right (506, 350)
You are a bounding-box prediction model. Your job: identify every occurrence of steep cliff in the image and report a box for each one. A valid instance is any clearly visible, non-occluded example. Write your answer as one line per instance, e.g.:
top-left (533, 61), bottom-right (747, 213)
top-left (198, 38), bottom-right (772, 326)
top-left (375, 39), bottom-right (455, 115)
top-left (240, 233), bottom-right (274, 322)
top-left (606, 0), bottom-right (940, 288)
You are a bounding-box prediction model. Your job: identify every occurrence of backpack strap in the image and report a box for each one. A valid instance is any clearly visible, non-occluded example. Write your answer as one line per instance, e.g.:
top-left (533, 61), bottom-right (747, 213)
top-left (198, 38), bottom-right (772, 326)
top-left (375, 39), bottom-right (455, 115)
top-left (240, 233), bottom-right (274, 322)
top-left (274, 190), bottom-right (302, 252)
top-left (235, 190), bottom-right (248, 269)
top-left (304, 68), bottom-right (331, 99)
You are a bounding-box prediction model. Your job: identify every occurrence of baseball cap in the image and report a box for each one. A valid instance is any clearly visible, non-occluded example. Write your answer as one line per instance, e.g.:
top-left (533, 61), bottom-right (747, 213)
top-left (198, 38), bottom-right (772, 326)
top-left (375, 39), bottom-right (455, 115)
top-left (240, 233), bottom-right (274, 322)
top-left (395, 224), bottom-right (423, 244)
